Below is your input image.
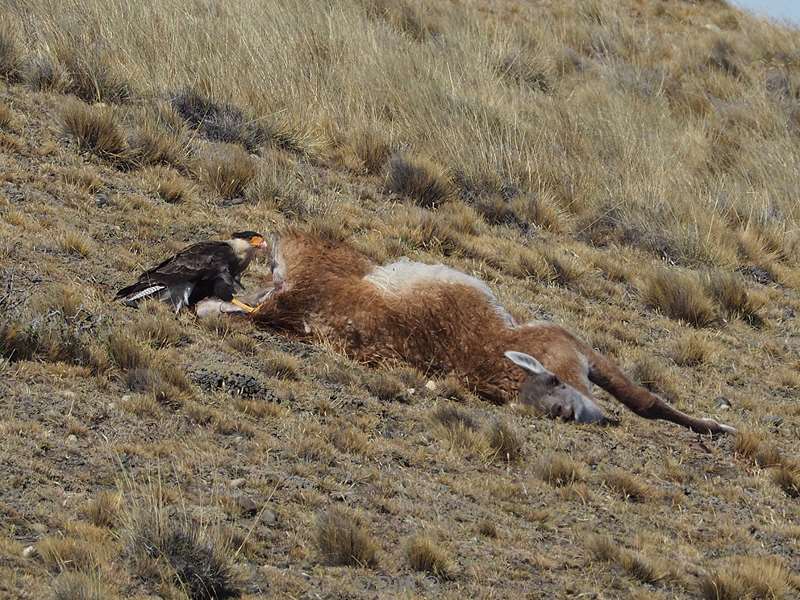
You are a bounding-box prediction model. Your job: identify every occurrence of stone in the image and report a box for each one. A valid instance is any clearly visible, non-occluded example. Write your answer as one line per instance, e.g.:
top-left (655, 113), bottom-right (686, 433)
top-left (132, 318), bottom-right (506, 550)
top-left (425, 381), bottom-right (437, 393)
top-left (22, 546), bottom-right (36, 558)
top-left (66, 434), bottom-right (78, 444)
top-left (229, 478), bottom-right (246, 488)
top-left (714, 397), bottom-right (731, 411)
top-left (762, 415), bottom-right (783, 428)
top-left (236, 496), bottom-right (258, 516)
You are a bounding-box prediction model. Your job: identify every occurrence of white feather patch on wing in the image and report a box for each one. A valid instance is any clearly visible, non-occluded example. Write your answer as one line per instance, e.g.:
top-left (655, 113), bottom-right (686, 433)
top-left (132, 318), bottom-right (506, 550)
top-left (364, 258), bottom-right (516, 326)
top-left (124, 285), bottom-right (165, 303)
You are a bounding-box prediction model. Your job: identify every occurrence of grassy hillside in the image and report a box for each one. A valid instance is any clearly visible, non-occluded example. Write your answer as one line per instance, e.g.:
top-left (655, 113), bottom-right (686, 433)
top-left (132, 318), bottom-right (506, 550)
top-left (1, 0), bottom-right (799, 598)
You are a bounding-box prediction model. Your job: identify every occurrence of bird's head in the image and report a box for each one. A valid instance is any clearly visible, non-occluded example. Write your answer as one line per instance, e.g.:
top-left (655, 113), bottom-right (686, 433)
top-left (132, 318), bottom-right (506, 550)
top-left (232, 231), bottom-right (269, 251)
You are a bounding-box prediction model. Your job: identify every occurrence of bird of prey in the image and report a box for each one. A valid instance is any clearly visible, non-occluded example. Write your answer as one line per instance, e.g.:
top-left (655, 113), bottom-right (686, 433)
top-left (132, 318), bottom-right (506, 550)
top-left (116, 231), bottom-right (268, 313)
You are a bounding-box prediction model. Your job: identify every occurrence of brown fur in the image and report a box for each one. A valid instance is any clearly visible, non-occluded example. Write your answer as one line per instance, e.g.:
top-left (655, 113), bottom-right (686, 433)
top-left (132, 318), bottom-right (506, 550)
top-left (252, 230), bottom-right (733, 435)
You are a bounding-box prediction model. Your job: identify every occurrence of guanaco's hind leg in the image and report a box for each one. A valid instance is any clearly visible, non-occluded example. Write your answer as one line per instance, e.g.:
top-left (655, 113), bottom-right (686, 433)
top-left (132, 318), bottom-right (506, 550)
top-left (585, 348), bottom-right (735, 435)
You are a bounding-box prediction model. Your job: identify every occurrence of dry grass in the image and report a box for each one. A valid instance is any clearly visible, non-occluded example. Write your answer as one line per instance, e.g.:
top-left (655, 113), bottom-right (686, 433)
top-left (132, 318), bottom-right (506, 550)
top-left (585, 534), bottom-right (672, 585)
top-left (705, 271), bottom-right (763, 324)
top-left (260, 349), bottom-right (301, 380)
top-left (386, 153), bottom-right (454, 209)
top-left (37, 536), bottom-right (100, 573)
top-left (0, 102), bottom-right (12, 130)
top-left (62, 100), bottom-right (128, 161)
top-left (537, 454), bottom-right (585, 487)
top-left (641, 269), bottom-right (716, 327)
top-left (733, 431), bottom-right (783, 468)
top-left (701, 556), bottom-right (792, 600)
top-left (405, 534), bottom-right (451, 579)
top-left (0, 23), bottom-right (21, 81)
top-left (52, 572), bottom-right (114, 600)
top-left (1, 0), bottom-right (800, 597)
top-left (56, 231), bottom-right (94, 257)
top-left (315, 507), bottom-right (378, 567)
top-left (81, 491), bottom-right (122, 529)
top-left (672, 331), bottom-right (712, 367)
top-left (601, 469), bottom-right (652, 502)
top-left (486, 419), bottom-right (524, 463)
top-left (771, 463), bottom-right (800, 498)
top-left (22, 54), bottom-right (72, 93)
top-left (365, 371), bottom-right (409, 402)
top-left (199, 143), bottom-right (256, 199)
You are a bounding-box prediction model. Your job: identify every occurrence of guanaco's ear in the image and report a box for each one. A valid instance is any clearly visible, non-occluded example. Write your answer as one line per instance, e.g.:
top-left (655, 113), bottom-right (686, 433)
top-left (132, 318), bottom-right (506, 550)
top-left (504, 351), bottom-right (547, 375)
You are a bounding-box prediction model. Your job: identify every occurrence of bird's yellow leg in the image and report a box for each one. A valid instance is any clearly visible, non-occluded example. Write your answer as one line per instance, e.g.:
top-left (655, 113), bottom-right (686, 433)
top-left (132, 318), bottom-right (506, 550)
top-left (230, 298), bottom-right (255, 313)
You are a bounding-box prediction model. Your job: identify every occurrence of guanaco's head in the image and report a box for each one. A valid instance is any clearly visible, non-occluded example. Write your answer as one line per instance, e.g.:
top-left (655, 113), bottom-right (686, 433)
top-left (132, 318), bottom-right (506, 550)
top-left (504, 351), bottom-right (608, 424)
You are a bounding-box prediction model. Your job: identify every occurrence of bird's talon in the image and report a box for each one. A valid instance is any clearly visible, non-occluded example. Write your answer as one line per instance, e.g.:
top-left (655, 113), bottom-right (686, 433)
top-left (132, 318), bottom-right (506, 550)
top-left (231, 298), bottom-right (256, 313)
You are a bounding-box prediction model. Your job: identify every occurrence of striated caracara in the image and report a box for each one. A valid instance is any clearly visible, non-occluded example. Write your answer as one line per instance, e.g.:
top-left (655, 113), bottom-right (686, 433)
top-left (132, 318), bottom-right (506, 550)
top-left (116, 231), bottom-right (268, 312)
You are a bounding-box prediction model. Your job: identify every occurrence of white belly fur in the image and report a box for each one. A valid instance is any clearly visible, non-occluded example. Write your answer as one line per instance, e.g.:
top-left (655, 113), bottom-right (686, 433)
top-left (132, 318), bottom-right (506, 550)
top-left (363, 258), bottom-right (516, 326)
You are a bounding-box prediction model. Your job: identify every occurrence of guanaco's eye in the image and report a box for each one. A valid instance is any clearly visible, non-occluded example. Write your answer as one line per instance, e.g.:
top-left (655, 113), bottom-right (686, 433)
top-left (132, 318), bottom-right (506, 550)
top-left (548, 375), bottom-right (560, 386)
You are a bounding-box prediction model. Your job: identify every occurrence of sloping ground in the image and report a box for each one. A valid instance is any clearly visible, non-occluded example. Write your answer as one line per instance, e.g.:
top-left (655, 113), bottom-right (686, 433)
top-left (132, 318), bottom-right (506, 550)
top-left (1, 0), bottom-right (800, 598)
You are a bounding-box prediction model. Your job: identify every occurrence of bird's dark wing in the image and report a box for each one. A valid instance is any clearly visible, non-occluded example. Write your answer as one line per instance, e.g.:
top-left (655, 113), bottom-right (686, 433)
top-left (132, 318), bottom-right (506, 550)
top-left (142, 242), bottom-right (235, 281)
top-left (211, 266), bottom-right (237, 302)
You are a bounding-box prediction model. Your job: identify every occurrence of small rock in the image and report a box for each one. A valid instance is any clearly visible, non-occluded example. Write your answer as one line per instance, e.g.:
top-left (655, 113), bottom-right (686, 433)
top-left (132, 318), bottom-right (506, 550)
top-left (66, 434), bottom-right (78, 444)
top-left (715, 397), bottom-right (732, 411)
top-left (406, 388), bottom-right (415, 396)
top-left (262, 510), bottom-right (277, 525)
top-left (236, 496), bottom-right (258, 516)
top-left (95, 193), bottom-right (110, 208)
top-left (762, 415), bottom-right (783, 428)
top-left (229, 478), bottom-right (246, 489)
top-left (425, 381), bottom-right (437, 393)
top-left (22, 546), bottom-right (36, 558)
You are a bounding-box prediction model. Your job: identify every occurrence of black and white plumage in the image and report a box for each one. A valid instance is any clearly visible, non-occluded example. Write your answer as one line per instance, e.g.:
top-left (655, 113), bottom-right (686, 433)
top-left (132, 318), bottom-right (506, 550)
top-left (116, 231), bottom-right (268, 312)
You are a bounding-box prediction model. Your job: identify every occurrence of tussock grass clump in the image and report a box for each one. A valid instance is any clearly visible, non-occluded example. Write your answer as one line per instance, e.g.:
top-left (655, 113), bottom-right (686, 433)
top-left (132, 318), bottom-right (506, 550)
top-left (701, 556), bottom-right (791, 600)
top-left (365, 371), bottom-right (409, 402)
top-left (733, 431), bottom-right (782, 468)
top-left (360, 0), bottom-right (441, 41)
top-left (642, 268), bottom-right (716, 327)
top-left (705, 271), bottom-right (763, 324)
top-left (52, 572), bottom-right (114, 600)
top-left (199, 143), bottom-right (256, 199)
top-left (172, 87), bottom-right (266, 151)
top-left (57, 231), bottom-right (94, 257)
top-left (433, 374), bottom-right (474, 402)
top-left (343, 127), bottom-right (392, 174)
top-left (0, 103), bottom-right (13, 130)
top-left (125, 501), bottom-right (240, 599)
top-left (432, 404), bottom-right (478, 432)
top-left (405, 534), bottom-right (451, 578)
top-left (56, 47), bottom-right (134, 103)
top-left (62, 166), bottom-right (103, 193)
top-left (477, 520), bottom-right (498, 538)
top-left (107, 331), bottom-right (151, 372)
top-left (511, 192), bottom-right (564, 232)
top-left (585, 534), bottom-right (672, 585)
top-left (148, 168), bottom-right (193, 204)
top-left (260, 349), bottom-right (301, 380)
top-left (62, 100), bottom-right (128, 161)
top-left (537, 454), bottom-right (585, 487)
top-left (330, 426), bottom-right (372, 456)
top-left (37, 535), bottom-right (100, 573)
top-left (386, 153), bottom-right (454, 208)
top-left (81, 491), bottom-right (122, 529)
top-left (541, 248), bottom-right (585, 287)
top-left (128, 124), bottom-right (189, 169)
top-left (672, 331), bottom-right (712, 367)
top-left (315, 507), bottom-right (378, 567)
top-left (431, 404), bottom-right (487, 456)
top-left (602, 469), bottom-right (652, 502)
top-left (23, 54), bottom-right (72, 92)
top-left (486, 419), bottom-right (524, 463)
top-left (0, 23), bottom-right (21, 81)
top-left (772, 463), bottom-right (800, 498)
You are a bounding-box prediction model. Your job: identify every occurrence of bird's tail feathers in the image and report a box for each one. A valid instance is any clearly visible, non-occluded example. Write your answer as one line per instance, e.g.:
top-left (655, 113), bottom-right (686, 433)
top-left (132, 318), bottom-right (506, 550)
top-left (116, 282), bottom-right (168, 307)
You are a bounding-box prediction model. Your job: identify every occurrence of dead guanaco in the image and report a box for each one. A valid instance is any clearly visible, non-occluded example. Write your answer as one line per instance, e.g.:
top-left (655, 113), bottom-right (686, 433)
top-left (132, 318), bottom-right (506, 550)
top-left (199, 228), bottom-right (734, 436)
